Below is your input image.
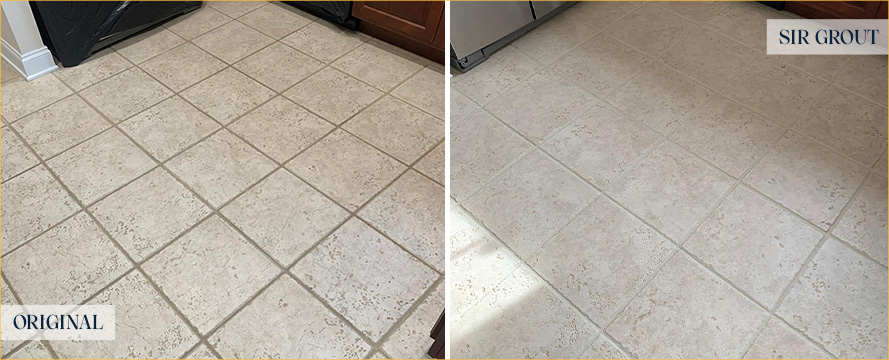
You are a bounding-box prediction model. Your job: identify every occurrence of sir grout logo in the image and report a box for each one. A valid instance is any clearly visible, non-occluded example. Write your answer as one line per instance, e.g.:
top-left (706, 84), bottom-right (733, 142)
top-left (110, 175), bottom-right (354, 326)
top-left (13, 313), bottom-right (105, 330)
top-left (779, 28), bottom-right (881, 45)
top-left (767, 19), bottom-right (888, 55)
top-left (1, 305), bottom-right (115, 341)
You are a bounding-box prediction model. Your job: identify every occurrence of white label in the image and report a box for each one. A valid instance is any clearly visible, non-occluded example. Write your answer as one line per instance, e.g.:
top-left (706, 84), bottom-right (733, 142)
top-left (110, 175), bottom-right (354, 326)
top-left (1, 305), bottom-right (115, 341)
top-left (767, 19), bottom-right (888, 55)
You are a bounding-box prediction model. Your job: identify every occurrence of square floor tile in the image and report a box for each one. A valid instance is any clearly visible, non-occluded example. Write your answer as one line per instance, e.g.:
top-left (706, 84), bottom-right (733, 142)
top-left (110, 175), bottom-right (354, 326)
top-left (343, 96), bottom-right (441, 164)
top-left (685, 186), bottom-right (822, 307)
top-left (165, 6), bottom-right (231, 40)
top-left (794, 86), bottom-right (887, 166)
top-left (166, 130), bottom-right (276, 208)
top-left (530, 196), bottom-right (673, 325)
top-left (14, 96), bottom-right (110, 159)
top-left (221, 169), bottom-right (348, 266)
top-left (54, 49), bottom-right (132, 91)
top-left (511, 16), bottom-right (595, 64)
top-left (1, 58), bottom-right (22, 83)
top-left (876, 152), bottom-right (888, 175)
top-left (744, 318), bottom-right (830, 359)
top-left (184, 345), bottom-right (217, 359)
top-left (561, 1), bottom-right (644, 30)
top-left (112, 28), bottom-right (184, 64)
top-left (744, 132), bottom-right (868, 230)
top-left (609, 141), bottom-right (734, 242)
top-left (608, 62), bottom-right (712, 134)
top-left (51, 271), bottom-right (198, 359)
top-left (834, 55), bottom-right (888, 107)
top-left (238, 2), bottom-right (313, 39)
top-left (605, 4), bottom-right (698, 57)
top-left (90, 168), bottom-right (211, 261)
top-left (292, 218), bottom-right (438, 340)
top-left (832, 174), bottom-right (888, 266)
top-left (661, 30), bottom-right (758, 90)
top-left (657, 1), bottom-right (727, 22)
top-left (543, 102), bottom-right (660, 189)
top-left (705, 1), bottom-right (788, 51)
top-left (0, 127), bottom-right (39, 182)
top-left (228, 97), bottom-right (333, 162)
top-left (281, 21), bottom-right (367, 63)
top-left (143, 216), bottom-right (279, 334)
top-left (550, 34), bottom-right (651, 98)
top-left (120, 96), bottom-right (220, 161)
top-left (0, 165), bottom-right (79, 254)
top-left (284, 67), bottom-right (382, 125)
top-left (392, 67), bottom-right (445, 119)
top-left (47, 129), bottom-right (154, 204)
top-left (140, 43), bottom-right (227, 93)
top-left (722, 57), bottom-right (828, 126)
top-left (414, 142), bottom-right (444, 185)
top-left (180, 68), bottom-right (275, 125)
top-left (360, 170), bottom-right (444, 271)
top-left (450, 46), bottom-right (541, 105)
top-left (207, 1), bottom-right (265, 18)
top-left (234, 43), bottom-right (323, 93)
top-left (778, 55), bottom-right (853, 83)
top-left (79, 68), bottom-right (173, 123)
top-left (452, 266), bottom-right (596, 359)
top-left (449, 90), bottom-right (479, 125)
top-left (608, 254), bottom-right (768, 358)
top-left (209, 276), bottom-right (370, 359)
top-left (1, 74), bottom-right (73, 122)
top-left (192, 21), bottom-right (274, 64)
top-left (5, 341), bottom-right (52, 359)
top-left (582, 336), bottom-right (629, 359)
top-left (464, 151), bottom-right (598, 258)
top-left (382, 282), bottom-right (443, 359)
top-left (4, 213), bottom-right (130, 305)
top-left (332, 41), bottom-right (425, 91)
top-left (486, 69), bottom-right (597, 144)
top-left (776, 239), bottom-right (888, 358)
top-left (287, 130), bottom-right (405, 211)
top-left (669, 95), bottom-right (783, 178)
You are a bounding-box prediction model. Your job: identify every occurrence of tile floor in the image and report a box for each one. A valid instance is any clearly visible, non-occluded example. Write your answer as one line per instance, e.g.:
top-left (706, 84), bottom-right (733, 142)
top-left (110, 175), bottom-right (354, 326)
top-left (0, 2), bottom-right (444, 359)
top-left (450, 1), bottom-right (888, 359)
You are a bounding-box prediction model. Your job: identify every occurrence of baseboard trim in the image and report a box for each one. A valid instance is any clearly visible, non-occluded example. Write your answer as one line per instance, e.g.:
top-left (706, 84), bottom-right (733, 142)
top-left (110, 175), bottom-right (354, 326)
top-left (1, 38), bottom-right (58, 81)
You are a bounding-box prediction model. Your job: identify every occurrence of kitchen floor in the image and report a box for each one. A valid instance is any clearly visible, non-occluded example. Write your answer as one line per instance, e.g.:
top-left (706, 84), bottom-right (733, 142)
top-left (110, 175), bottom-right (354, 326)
top-left (0, 2), bottom-right (444, 359)
top-left (451, 1), bottom-right (887, 359)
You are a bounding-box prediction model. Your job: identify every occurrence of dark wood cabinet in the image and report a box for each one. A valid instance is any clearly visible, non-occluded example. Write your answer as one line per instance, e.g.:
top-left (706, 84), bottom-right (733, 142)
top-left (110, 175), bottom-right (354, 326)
top-left (352, 1), bottom-right (445, 63)
top-left (785, 1), bottom-right (888, 19)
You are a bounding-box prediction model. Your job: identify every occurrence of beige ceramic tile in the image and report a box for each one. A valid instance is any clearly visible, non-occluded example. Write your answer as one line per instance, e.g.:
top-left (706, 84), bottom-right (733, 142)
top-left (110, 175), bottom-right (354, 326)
top-left (794, 86), bottom-right (887, 166)
top-left (5, 341), bottom-right (52, 359)
top-left (238, 2), bottom-right (314, 39)
top-left (609, 141), bottom-right (734, 242)
top-left (47, 129), bottom-right (154, 204)
top-left (744, 318), bottom-right (830, 359)
top-left (452, 266), bottom-right (596, 359)
top-left (281, 21), bottom-right (367, 63)
top-left (605, 4), bottom-right (699, 57)
top-left (209, 276), bottom-right (371, 359)
top-left (382, 282), bottom-right (443, 359)
top-left (414, 142), bottom-right (444, 185)
top-left (669, 95), bottom-right (783, 178)
top-left (486, 69), bottom-right (597, 144)
top-left (234, 43), bottom-right (324, 92)
top-left (120, 96), bottom-right (220, 161)
top-left (777, 239), bottom-right (888, 359)
top-left (833, 174), bottom-right (888, 266)
top-left (561, 1), bottom-right (644, 30)
top-left (113, 28), bottom-right (184, 64)
top-left (284, 67), bottom-right (382, 125)
top-left (0, 165), bottom-right (79, 254)
top-left (184, 345), bottom-right (218, 359)
top-left (744, 132), bottom-right (868, 230)
top-left (54, 49), bottom-right (132, 91)
top-left (0, 127), bottom-right (38, 182)
top-left (79, 68), bottom-right (173, 123)
top-left (207, 1), bottom-right (265, 18)
top-left (192, 21), bottom-right (274, 64)
top-left (165, 6), bottom-right (232, 40)
top-left (834, 55), bottom-right (888, 107)
top-left (608, 254), bottom-right (768, 358)
top-left (550, 34), bottom-right (651, 98)
top-left (542, 102), bottom-right (660, 189)
top-left (4, 213), bottom-right (130, 305)
top-left (360, 170), bottom-right (444, 270)
top-left (90, 168), bottom-right (211, 261)
top-left (180, 68), bottom-right (275, 125)
top-left (228, 97), bottom-right (333, 162)
top-left (463, 151), bottom-right (598, 258)
top-left (705, 1), bottom-right (788, 51)
top-left (1, 59), bottom-right (22, 83)
top-left (52, 271), bottom-right (198, 359)
top-left (221, 169), bottom-right (348, 265)
top-left (657, 1), bottom-right (727, 22)
top-left (143, 216), bottom-right (279, 334)
top-left (685, 186), bottom-right (822, 307)
top-left (581, 336), bottom-right (629, 359)
top-left (343, 96), bottom-right (441, 164)
top-left (287, 130), bottom-right (405, 211)
top-left (332, 41), bottom-right (426, 91)
top-left (779, 55), bottom-right (853, 82)
top-left (660, 30), bottom-right (758, 90)
top-left (876, 151), bottom-right (889, 176)
top-left (608, 62), bottom-right (712, 134)
top-left (139, 43), bottom-right (227, 93)
top-left (166, 130), bottom-right (276, 208)
top-left (292, 218), bottom-right (438, 340)
top-left (392, 67), bottom-right (445, 119)
top-left (1, 74), bottom-right (73, 122)
top-left (449, 89), bottom-right (480, 124)
top-left (450, 46), bottom-right (541, 105)
top-left (531, 196), bottom-right (674, 324)
top-left (13, 96), bottom-right (110, 159)
top-left (511, 16), bottom-right (596, 64)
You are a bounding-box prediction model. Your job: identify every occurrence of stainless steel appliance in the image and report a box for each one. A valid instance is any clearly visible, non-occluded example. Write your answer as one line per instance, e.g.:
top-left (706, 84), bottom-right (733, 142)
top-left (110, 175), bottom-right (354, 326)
top-left (450, 1), bottom-right (574, 71)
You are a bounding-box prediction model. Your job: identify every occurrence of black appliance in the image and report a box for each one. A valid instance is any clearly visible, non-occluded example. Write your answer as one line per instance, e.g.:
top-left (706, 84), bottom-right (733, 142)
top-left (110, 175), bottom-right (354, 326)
top-left (283, 1), bottom-right (358, 30)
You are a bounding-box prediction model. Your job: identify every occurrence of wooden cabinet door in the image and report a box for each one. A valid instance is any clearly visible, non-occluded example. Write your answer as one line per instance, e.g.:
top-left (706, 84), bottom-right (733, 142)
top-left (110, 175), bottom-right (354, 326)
top-left (352, 1), bottom-right (445, 42)
top-left (786, 1), bottom-right (888, 19)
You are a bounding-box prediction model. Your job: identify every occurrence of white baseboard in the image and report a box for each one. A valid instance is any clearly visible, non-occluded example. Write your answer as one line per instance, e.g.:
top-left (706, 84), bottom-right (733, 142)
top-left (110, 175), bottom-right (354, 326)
top-left (1, 38), bottom-right (57, 81)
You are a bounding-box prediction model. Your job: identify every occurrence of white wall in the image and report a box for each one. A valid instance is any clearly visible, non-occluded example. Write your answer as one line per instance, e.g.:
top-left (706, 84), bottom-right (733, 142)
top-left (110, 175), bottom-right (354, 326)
top-left (1, 2), bottom-right (57, 81)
